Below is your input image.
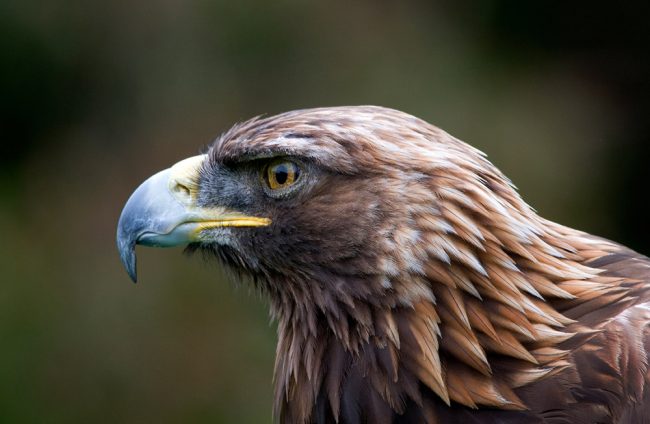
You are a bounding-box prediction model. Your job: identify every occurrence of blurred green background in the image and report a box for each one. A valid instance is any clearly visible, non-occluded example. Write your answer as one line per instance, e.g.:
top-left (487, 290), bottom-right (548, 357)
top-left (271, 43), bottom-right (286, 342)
top-left (1, 0), bottom-right (649, 422)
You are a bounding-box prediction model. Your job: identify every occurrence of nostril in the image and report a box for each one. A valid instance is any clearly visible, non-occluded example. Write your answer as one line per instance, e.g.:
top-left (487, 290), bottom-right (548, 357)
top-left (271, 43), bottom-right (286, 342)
top-left (172, 181), bottom-right (191, 198)
top-left (167, 155), bottom-right (205, 204)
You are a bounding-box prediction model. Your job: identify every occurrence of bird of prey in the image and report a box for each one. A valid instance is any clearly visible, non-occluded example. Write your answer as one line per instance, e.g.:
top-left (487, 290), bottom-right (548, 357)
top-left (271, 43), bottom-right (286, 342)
top-left (117, 106), bottom-right (650, 423)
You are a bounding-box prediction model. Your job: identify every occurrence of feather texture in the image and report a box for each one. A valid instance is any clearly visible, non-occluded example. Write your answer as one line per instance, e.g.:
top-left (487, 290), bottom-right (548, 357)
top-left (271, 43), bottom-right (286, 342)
top-left (199, 106), bottom-right (650, 423)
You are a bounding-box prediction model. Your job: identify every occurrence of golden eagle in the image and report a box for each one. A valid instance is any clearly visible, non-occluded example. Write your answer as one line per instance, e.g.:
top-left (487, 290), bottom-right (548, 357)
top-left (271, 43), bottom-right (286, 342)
top-left (117, 106), bottom-right (650, 423)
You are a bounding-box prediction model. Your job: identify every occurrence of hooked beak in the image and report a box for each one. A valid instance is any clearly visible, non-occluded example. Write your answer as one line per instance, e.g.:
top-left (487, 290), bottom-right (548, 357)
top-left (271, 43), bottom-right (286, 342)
top-left (116, 154), bottom-right (271, 282)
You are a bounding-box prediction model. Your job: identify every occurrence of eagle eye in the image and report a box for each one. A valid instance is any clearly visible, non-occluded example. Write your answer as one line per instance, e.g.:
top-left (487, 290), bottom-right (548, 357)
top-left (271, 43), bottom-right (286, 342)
top-left (263, 159), bottom-right (301, 193)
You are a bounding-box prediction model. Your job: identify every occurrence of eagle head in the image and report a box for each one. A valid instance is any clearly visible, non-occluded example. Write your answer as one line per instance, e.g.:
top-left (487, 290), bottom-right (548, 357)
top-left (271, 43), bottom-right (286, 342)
top-left (118, 106), bottom-right (500, 288)
top-left (117, 106), bottom-right (639, 423)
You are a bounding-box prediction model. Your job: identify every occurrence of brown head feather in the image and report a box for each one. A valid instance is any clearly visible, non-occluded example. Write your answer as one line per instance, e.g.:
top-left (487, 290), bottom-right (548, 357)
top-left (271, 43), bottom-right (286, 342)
top-left (196, 106), bottom-right (650, 423)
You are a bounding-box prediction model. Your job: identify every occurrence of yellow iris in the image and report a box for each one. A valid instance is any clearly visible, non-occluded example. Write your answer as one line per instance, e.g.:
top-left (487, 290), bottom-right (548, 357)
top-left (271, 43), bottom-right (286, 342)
top-left (266, 160), bottom-right (300, 190)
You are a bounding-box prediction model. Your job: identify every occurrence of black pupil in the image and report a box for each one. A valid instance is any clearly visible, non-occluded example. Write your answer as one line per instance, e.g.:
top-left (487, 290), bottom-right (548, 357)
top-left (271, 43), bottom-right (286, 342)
top-left (274, 164), bottom-right (290, 185)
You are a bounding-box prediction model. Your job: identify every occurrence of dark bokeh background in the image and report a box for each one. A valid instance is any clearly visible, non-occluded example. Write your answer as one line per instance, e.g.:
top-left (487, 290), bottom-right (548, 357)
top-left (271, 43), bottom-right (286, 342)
top-left (1, 1), bottom-right (649, 422)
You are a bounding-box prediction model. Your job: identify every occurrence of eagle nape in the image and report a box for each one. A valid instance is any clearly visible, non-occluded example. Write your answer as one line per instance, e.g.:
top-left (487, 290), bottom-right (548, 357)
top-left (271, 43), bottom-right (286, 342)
top-left (116, 106), bottom-right (650, 423)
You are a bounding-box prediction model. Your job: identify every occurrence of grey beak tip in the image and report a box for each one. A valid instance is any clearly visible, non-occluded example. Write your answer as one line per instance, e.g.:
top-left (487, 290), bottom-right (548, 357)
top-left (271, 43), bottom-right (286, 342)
top-left (126, 257), bottom-right (138, 284)
top-left (117, 229), bottom-right (138, 283)
top-left (117, 167), bottom-right (188, 283)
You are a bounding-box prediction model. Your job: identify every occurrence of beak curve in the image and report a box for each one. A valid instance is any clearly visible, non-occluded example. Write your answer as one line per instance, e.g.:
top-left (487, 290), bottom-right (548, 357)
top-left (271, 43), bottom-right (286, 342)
top-left (116, 154), bottom-right (271, 282)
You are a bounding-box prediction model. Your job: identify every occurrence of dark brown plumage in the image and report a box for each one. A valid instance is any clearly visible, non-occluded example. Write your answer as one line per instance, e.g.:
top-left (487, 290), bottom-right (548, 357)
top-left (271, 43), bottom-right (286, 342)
top-left (117, 106), bottom-right (650, 423)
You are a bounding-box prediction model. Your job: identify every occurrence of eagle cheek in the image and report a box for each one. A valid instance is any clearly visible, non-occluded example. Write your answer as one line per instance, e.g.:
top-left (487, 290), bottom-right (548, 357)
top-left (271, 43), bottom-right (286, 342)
top-left (243, 177), bottom-right (386, 283)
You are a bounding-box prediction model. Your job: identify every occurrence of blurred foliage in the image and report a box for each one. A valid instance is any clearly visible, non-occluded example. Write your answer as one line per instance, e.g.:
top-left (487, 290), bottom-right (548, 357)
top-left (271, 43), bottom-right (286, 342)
top-left (0, 0), bottom-right (649, 422)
